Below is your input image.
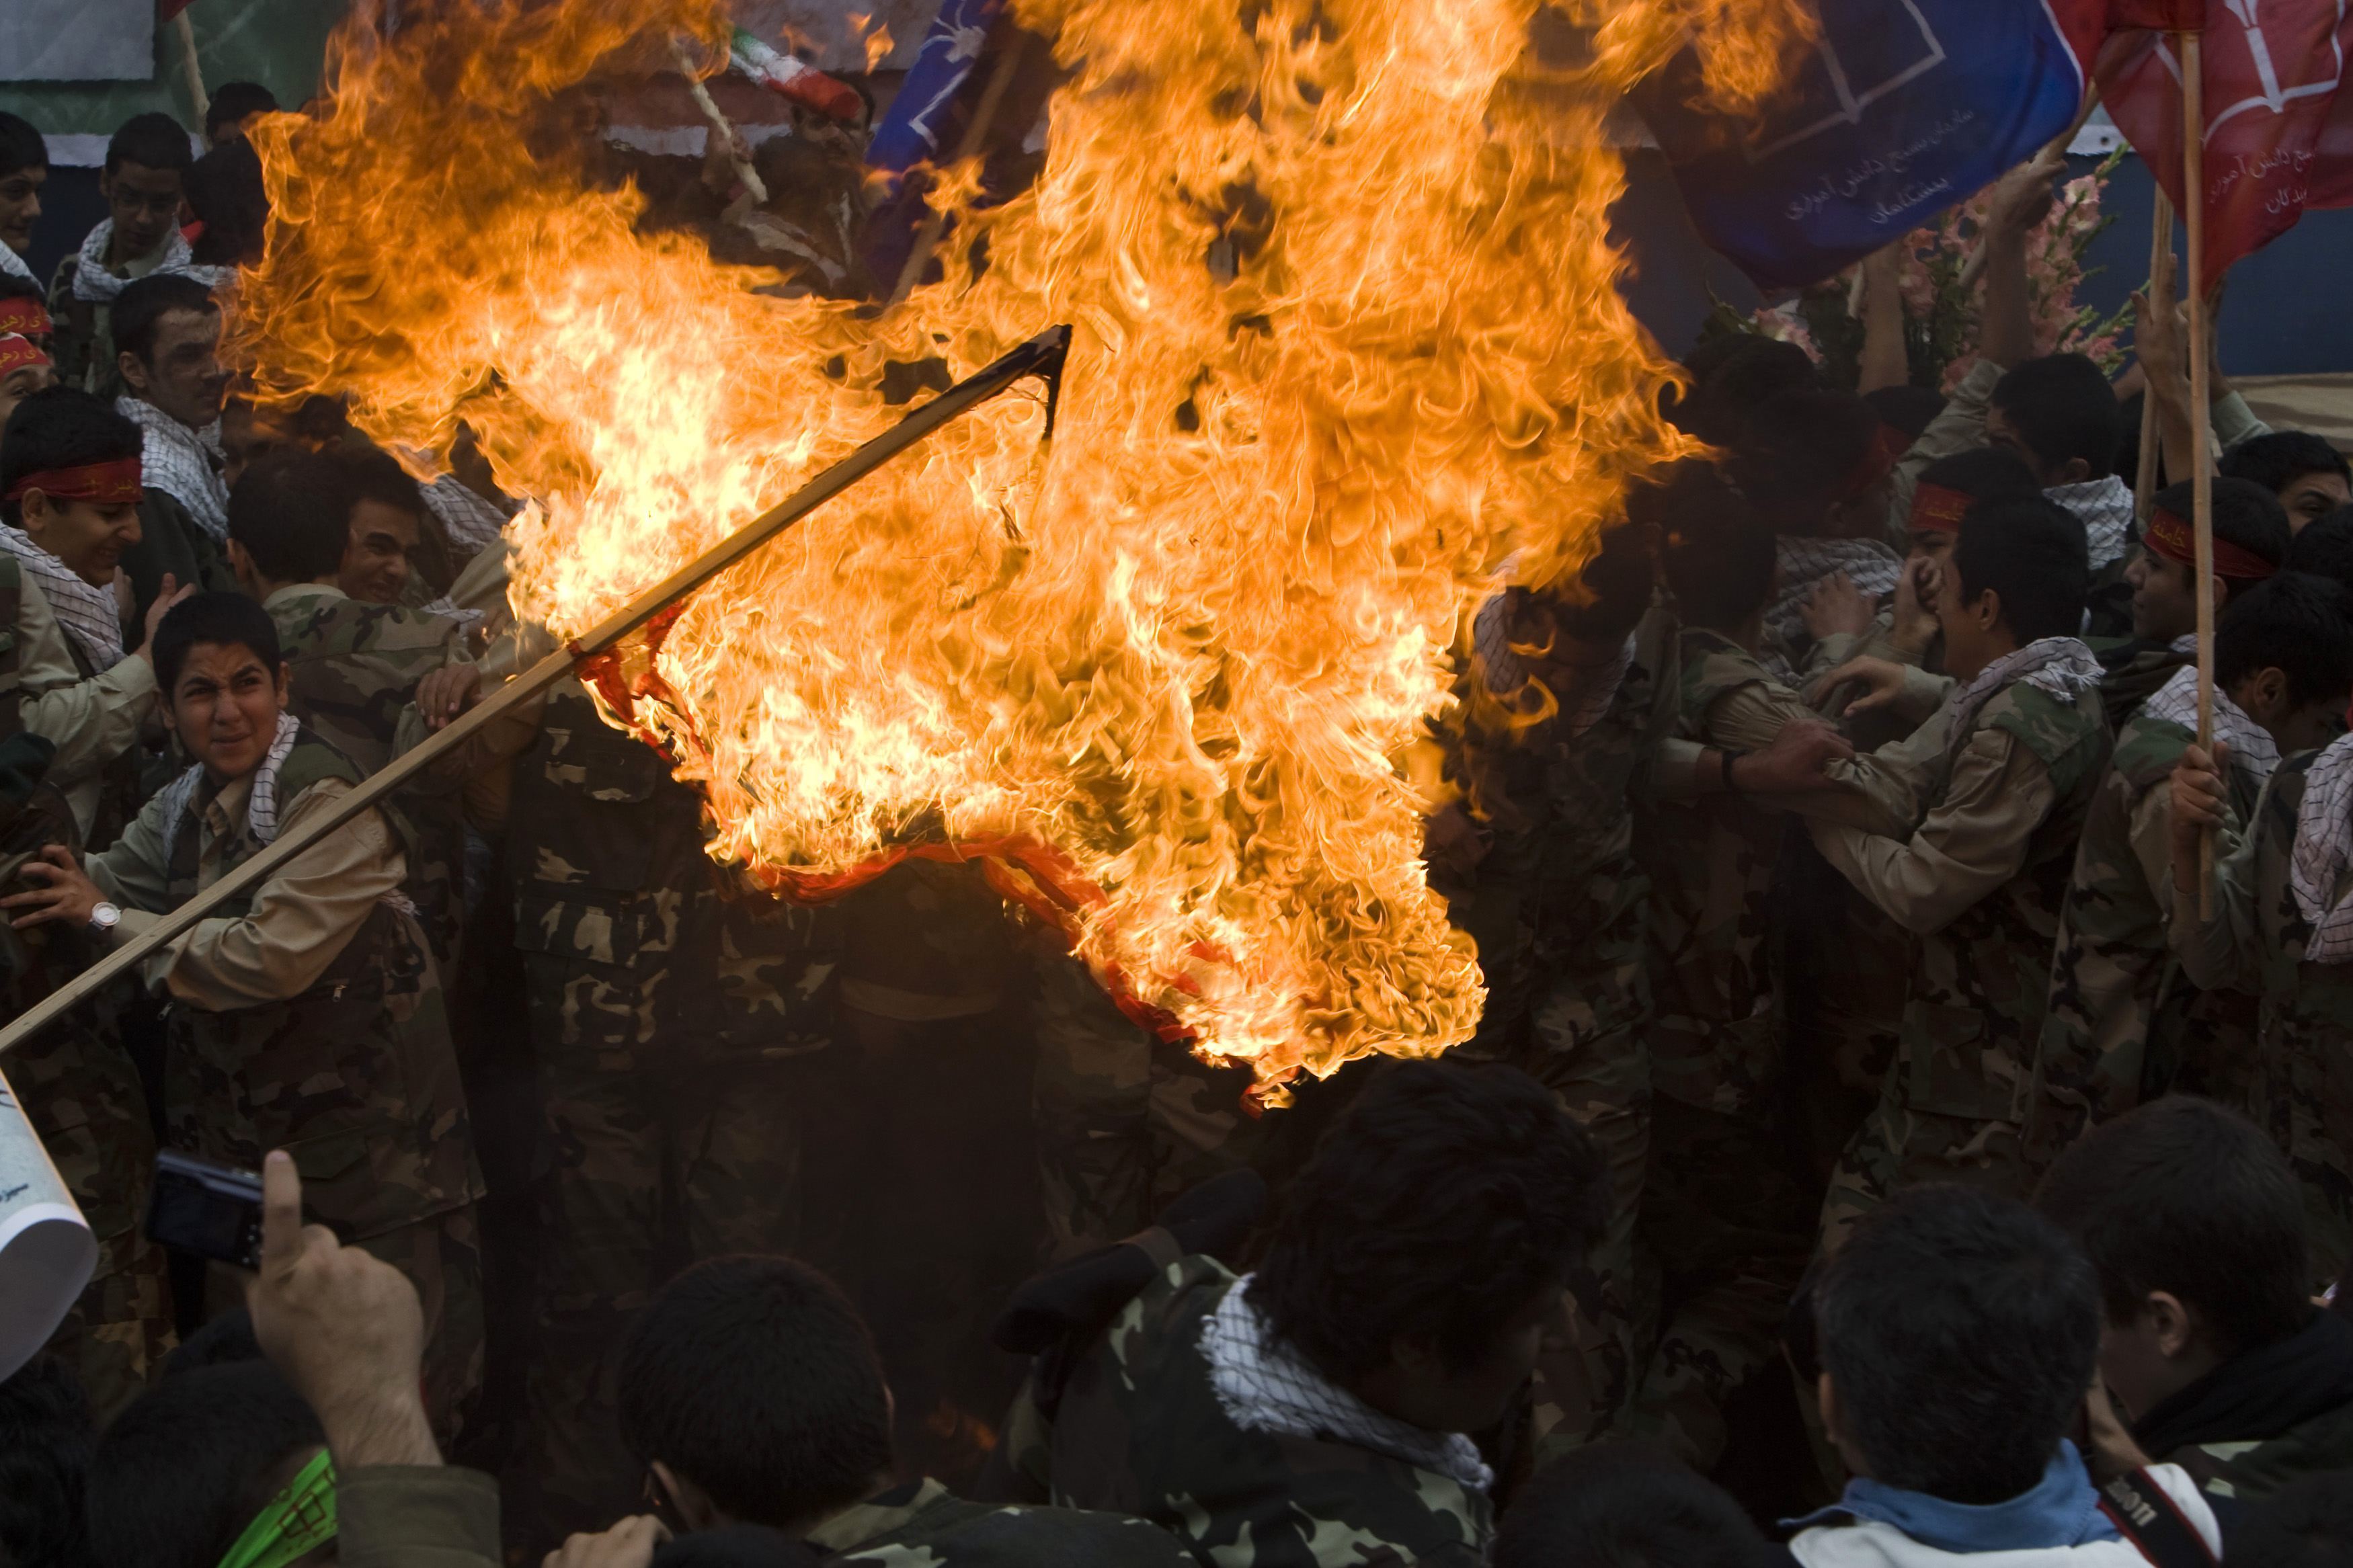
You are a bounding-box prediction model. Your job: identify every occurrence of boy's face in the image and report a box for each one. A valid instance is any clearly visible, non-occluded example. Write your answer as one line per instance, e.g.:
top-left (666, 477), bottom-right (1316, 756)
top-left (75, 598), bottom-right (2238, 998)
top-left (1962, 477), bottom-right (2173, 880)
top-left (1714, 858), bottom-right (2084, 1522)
top-left (0, 163), bottom-right (44, 255)
top-left (1931, 554), bottom-right (2011, 682)
top-left (1907, 530), bottom-right (1958, 569)
top-left (2233, 665), bottom-right (2349, 755)
top-left (2125, 547), bottom-right (2200, 643)
top-left (165, 641), bottom-right (288, 782)
top-left (101, 159), bottom-right (186, 261)
top-left (339, 500), bottom-right (420, 604)
top-left (21, 491), bottom-right (140, 586)
top-left (0, 356), bottom-right (54, 428)
top-left (122, 306), bottom-right (229, 430)
top-left (2276, 468), bottom-right (2350, 532)
top-left (218, 400), bottom-right (292, 490)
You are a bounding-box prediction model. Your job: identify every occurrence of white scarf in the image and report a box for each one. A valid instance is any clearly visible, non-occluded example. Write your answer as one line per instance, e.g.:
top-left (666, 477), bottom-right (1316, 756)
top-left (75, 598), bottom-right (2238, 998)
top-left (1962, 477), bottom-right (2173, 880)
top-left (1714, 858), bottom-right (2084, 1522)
top-left (0, 528), bottom-right (124, 670)
top-left (2291, 730), bottom-right (2353, 964)
top-left (0, 244), bottom-right (32, 284)
top-left (1471, 593), bottom-right (1633, 741)
top-left (161, 711), bottom-right (303, 861)
top-left (69, 220), bottom-right (229, 303)
top-left (2141, 663), bottom-right (2279, 789)
top-left (1945, 635), bottom-right (2103, 764)
top-left (116, 396), bottom-right (230, 540)
top-left (2046, 475), bottom-right (2135, 571)
top-left (421, 474), bottom-right (510, 554)
top-left (1200, 1274), bottom-right (1494, 1493)
top-left (1765, 536), bottom-right (1903, 682)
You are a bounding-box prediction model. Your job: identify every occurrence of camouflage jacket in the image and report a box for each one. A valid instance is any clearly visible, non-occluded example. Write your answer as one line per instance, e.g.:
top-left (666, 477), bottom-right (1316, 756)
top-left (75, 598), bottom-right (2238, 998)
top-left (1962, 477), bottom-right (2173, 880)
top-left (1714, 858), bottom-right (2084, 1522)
top-left (2136, 1310), bottom-right (2353, 1503)
top-left (1813, 675), bottom-right (2110, 1135)
top-left (2035, 709), bottom-right (2263, 1159)
top-left (122, 487), bottom-right (235, 627)
top-left (152, 726), bottom-right (479, 1239)
top-left (811, 1477), bottom-right (1192, 1566)
top-left (265, 583), bottom-right (471, 775)
top-left (2094, 638), bottom-right (2192, 737)
top-left (996, 1255), bottom-right (1490, 1567)
top-left (1634, 628), bottom-right (1792, 1118)
top-left (508, 684), bottom-right (839, 1060)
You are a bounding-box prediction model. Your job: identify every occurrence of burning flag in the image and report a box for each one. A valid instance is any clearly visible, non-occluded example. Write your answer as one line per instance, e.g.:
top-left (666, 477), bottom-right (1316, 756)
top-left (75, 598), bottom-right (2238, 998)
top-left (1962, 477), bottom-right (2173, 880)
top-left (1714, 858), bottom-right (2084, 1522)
top-left (228, 0), bottom-right (1807, 1101)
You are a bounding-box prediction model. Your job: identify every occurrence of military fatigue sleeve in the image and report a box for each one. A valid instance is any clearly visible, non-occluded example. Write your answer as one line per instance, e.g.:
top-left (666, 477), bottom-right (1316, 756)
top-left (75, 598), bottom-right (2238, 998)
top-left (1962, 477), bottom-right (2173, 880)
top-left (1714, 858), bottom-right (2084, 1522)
top-left (1810, 725), bottom-right (2054, 936)
top-left (1885, 359), bottom-right (2003, 544)
top-left (14, 574), bottom-right (155, 790)
top-left (2167, 791), bottom-right (2260, 992)
top-left (121, 782), bottom-right (411, 1010)
top-left (1693, 682), bottom-right (1897, 832)
top-left (2212, 392), bottom-right (2270, 449)
top-left (335, 1467), bottom-right (502, 1568)
top-left (86, 790), bottom-right (176, 914)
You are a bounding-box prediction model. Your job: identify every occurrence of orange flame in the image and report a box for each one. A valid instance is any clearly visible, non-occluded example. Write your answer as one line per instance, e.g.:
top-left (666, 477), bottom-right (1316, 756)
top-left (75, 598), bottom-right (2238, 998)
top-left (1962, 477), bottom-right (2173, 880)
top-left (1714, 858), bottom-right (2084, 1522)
top-left (229, 0), bottom-right (1806, 1100)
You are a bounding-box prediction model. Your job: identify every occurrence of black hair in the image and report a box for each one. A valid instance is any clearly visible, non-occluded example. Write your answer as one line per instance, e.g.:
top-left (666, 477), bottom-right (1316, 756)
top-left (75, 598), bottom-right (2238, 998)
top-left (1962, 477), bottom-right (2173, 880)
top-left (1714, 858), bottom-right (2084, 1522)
top-left (651, 1525), bottom-right (826, 1568)
top-left (617, 1255), bottom-right (893, 1530)
top-left (1991, 354), bottom-right (2124, 481)
top-left (0, 111), bottom-right (46, 178)
top-left (1552, 517), bottom-right (1658, 647)
top-left (0, 385), bottom-right (142, 529)
top-left (0, 274), bottom-right (42, 308)
top-left (2223, 430), bottom-right (2352, 496)
top-left (203, 81), bottom-right (281, 142)
top-left (327, 442), bottom-right (426, 520)
top-left (2288, 506), bottom-right (2353, 589)
top-left (1731, 387), bottom-right (1884, 528)
top-left (1948, 496), bottom-right (2091, 645)
top-left (1642, 463), bottom-right (1776, 630)
top-left (84, 1362), bottom-right (324, 1568)
top-left (229, 448), bottom-right (351, 583)
top-left (1250, 1060), bottom-right (1607, 1378)
top-left (186, 138), bottom-right (269, 268)
top-left (0, 1357), bottom-right (96, 1568)
top-left (2227, 1471), bottom-right (2353, 1568)
top-left (112, 272), bottom-right (218, 368)
top-left (2035, 1097), bottom-right (2315, 1358)
top-left (1866, 384), bottom-right (1950, 443)
top-left (152, 591), bottom-right (285, 693)
top-left (2151, 477), bottom-right (2294, 586)
top-left (1492, 1443), bottom-right (1770, 1568)
top-left (1673, 335), bottom-right (1818, 446)
top-left (1916, 446), bottom-right (2044, 509)
top-left (2212, 571), bottom-right (2353, 712)
top-left (106, 112), bottom-right (194, 177)
top-left (1816, 1185), bottom-right (2101, 1504)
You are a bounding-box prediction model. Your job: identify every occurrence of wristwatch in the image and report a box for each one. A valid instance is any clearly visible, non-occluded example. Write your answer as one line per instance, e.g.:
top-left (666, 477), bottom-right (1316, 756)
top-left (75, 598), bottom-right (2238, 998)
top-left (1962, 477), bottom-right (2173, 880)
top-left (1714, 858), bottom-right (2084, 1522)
top-left (87, 901), bottom-right (122, 936)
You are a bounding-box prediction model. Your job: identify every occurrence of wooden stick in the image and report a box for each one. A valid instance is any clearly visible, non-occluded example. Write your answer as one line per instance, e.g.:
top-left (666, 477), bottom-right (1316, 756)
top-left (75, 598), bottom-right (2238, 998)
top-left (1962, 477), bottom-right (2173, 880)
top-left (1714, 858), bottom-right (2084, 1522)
top-left (2181, 30), bottom-right (2217, 919)
top-left (173, 11), bottom-right (211, 142)
top-left (0, 325), bottom-right (1072, 1059)
top-left (673, 40), bottom-right (768, 206)
top-left (889, 36), bottom-right (1028, 308)
top-left (2134, 188), bottom-right (2173, 524)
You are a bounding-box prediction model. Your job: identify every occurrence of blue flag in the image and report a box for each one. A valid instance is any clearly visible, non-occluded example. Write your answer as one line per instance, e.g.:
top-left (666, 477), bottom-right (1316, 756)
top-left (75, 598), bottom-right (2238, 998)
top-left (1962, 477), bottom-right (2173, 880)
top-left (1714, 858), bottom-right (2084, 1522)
top-left (1630, 0), bottom-right (2096, 290)
top-left (866, 0), bottom-right (1006, 179)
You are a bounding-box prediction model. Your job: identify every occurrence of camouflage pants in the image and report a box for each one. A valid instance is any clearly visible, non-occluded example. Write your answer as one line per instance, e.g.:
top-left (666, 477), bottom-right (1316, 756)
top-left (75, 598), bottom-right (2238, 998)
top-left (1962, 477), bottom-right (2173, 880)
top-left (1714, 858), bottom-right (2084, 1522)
top-left (514, 990), bottom-right (813, 1546)
top-left (11, 1019), bottom-right (173, 1418)
top-left (1032, 955), bottom-right (1261, 1261)
top-left (1818, 1036), bottom-right (2028, 1253)
top-left (1515, 928), bottom-right (1652, 1458)
top-left (2253, 1023), bottom-right (2353, 1292)
top-left (1624, 1096), bottom-right (1812, 1471)
top-left (1778, 846), bottom-right (1909, 1183)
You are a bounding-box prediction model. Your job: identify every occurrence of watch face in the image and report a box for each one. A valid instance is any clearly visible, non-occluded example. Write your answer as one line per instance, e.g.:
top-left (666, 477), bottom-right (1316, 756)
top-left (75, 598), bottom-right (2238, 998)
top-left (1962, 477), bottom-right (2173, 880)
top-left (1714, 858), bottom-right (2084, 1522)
top-left (90, 902), bottom-right (120, 930)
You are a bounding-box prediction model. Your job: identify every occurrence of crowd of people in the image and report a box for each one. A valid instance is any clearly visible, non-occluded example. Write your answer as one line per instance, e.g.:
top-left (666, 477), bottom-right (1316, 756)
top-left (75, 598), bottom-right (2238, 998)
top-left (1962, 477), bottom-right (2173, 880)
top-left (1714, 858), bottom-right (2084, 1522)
top-left (1, 80), bottom-right (2352, 1568)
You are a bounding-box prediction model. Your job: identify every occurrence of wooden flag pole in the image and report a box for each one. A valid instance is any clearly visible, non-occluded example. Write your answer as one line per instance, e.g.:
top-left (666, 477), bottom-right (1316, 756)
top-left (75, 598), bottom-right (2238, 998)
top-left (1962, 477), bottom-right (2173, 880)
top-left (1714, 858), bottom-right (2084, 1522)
top-left (2181, 29), bottom-right (2217, 918)
top-left (672, 39), bottom-right (770, 206)
top-left (2134, 188), bottom-right (2173, 523)
top-left (0, 325), bottom-right (1071, 1060)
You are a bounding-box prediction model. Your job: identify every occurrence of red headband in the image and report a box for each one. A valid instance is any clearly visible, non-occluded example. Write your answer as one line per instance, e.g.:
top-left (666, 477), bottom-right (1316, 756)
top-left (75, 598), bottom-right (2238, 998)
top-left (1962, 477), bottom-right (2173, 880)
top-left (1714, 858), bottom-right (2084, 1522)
top-left (0, 334), bottom-right (47, 378)
top-left (2145, 507), bottom-right (2279, 583)
top-left (3, 457), bottom-right (143, 506)
top-left (1907, 481), bottom-right (1973, 536)
top-left (0, 295), bottom-right (51, 339)
top-left (1840, 423), bottom-right (1907, 503)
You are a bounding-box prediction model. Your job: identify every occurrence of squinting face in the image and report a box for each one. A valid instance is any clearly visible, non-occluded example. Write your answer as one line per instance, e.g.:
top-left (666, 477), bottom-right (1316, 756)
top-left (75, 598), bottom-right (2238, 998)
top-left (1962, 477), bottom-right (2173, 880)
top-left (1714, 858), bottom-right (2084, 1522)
top-left (0, 358), bottom-right (54, 428)
top-left (2126, 546), bottom-right (2198, 643)
top-left (102, 160), bottom-right (186, 261)
top-left (1909, 530), bottom-right (1958, 569)
top-left (130, 308), bottom-right (230, 430)
top-left (22, 493), bottom-right (140, 586)
top-left (0, 163), bottom-right (42, 255)
top-left (339, 500), bottom-right (420, 604)
top-left (2278, 470), bottom-right (2350, 532)
top-left (166, 641), bottom-right (288, 782)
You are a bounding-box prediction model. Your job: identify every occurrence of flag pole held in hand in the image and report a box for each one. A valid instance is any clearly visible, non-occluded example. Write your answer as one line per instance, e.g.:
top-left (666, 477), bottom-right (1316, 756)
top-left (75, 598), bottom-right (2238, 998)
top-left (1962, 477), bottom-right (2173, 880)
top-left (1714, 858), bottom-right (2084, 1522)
top-left (2180, 26), bottom-right (2217, 919)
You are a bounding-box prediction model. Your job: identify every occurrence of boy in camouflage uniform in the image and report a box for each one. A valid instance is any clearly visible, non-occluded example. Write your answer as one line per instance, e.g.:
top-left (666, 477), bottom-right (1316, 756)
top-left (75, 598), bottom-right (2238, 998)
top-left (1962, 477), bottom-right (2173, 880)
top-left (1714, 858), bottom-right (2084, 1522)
top-left (2036, 571), bottom-right (2352, 1163)
top-left (997, 1062), bottom-right (1608, 1567)
top-left (1802, 498), bottom-right (2110, 1245)
top-left (2170, 725), bottom-right (2353, 1288)
top-left (3, 593), bottom-right (485, 1427)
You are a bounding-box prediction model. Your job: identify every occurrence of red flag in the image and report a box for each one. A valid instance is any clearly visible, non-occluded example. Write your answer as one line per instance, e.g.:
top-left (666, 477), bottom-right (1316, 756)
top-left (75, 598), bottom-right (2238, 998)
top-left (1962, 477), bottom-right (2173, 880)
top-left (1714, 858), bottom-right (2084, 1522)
top-left (2096, 1), bottom-right (2353, 274)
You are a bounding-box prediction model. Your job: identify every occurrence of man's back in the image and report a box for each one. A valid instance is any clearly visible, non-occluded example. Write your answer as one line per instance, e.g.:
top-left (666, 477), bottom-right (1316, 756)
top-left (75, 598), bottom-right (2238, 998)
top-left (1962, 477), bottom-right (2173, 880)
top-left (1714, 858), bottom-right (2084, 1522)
top-left (267, 585), bottom-right (467, 773)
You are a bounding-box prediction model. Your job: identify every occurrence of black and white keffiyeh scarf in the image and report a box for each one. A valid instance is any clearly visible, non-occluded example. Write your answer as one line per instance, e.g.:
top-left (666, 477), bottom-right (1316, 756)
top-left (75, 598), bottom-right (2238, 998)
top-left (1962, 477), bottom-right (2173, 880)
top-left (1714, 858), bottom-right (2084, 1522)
top-left (0, 527), bottom-right (124, 670)
top-left (2046, 475), bottom-right (2135, 571)
top-left (69, 220), bottom-right (229, 304)
top-left (2142, 663), bottom-right (2280, 789)
top-left (1944, 635), bottom-right (2103, 764)
top-left (161, 711), bottom-right (303, 860)
top-left (1764, 535), bottom-right (1903, 682)
top-left (0, 244), bottom-right (32, 285)
top-left (2292, 731), bottom-right (2353, 964)
top-left (421, 474), bottom-right (510, 554)
top-left (1470, 592), bottom-right (1632, 741)
top-left (1202, 1274), bottom-right (1494, 1493)
top-left (117, 396), bottom-right (230, 540)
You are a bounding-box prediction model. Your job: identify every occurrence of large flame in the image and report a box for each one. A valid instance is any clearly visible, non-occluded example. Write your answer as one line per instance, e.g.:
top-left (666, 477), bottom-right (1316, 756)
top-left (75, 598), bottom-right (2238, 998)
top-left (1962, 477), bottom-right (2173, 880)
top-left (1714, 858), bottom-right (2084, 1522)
top-left (231, 0), bottom-right (1805, 1098)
